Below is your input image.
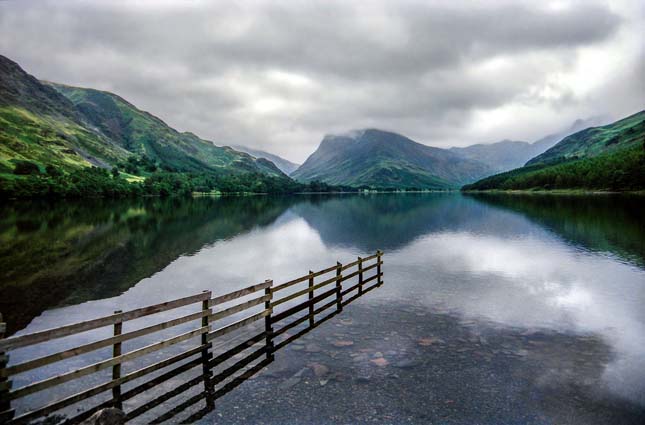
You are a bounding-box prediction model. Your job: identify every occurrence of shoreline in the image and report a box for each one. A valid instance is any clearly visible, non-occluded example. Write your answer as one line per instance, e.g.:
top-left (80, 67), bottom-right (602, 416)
top-left (461, 189), bottom-right (645, 196)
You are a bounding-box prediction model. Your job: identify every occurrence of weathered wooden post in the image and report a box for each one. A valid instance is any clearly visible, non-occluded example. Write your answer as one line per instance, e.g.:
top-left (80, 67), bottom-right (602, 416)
top-left (264, 280), bottom-right (275, 361)
top-left (336, 262), bottom-right (343, 312)
top-left (308, 271), bottom-right (314, 327)
top-left (377, 250), bottom-right (383, 286)
top-left (0, 313), bottom-right (14, 423)
top-left (357, 256), bottom-right (364, 295)
top-left (201, 291), bottom-right (215, 409)
top-left (112, 310), bottom-right (122, 410)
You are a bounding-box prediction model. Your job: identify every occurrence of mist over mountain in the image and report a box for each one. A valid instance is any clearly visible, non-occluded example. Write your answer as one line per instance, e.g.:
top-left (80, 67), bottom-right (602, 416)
top-left (449, 116), bottom-right (612, 173)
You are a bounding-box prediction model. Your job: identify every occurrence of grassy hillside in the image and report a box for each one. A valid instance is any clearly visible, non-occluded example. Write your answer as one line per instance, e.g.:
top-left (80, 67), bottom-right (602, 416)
top-left (463, 112), bottom-right (645, 192)
top-left (0, 55), bottom-right (316, 198)
top-left (462, 144), bottom-right (645, 191)
top-left (292, 129), bottom-right (492, 189)
top-left (0, 56), bottom-right (130, 174)
top-left (50, 83), bottom-right (285, 177)
top-left (527, 111), bottom-right (644, 165)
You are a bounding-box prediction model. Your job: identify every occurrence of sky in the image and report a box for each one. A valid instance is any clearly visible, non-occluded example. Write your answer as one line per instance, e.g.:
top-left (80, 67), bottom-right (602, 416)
top-left (0, 0), bottom-right (643, 162)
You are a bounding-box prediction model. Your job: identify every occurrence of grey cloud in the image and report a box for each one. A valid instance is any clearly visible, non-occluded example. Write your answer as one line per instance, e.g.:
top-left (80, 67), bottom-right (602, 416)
top-left (0, 0), bottom-right (640, 161)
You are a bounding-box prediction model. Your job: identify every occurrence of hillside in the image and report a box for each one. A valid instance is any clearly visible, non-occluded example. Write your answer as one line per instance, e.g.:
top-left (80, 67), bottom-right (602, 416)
top-left (527, 111), bottom-right (644, 165)
top-left (50, 83), bottom-right (284, 177)
top-left (0, 55), bottom-right (130, 174)
top-left (231, 145), bottom-right (300, 174)
top-left (463, 112), bottom-right (645, 191)
top-left (291, 129), bottom-right (492, 189)
top-left (0, 54), bottom-right (285, 179)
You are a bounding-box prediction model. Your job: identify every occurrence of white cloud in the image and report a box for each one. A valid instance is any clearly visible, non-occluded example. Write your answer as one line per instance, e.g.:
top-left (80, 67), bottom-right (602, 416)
top-left (0, 0), bottom-right (641, 162)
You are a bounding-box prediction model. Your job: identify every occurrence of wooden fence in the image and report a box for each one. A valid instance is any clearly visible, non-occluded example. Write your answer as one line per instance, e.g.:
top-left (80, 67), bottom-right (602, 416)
top-left (0, 251), bottom-right (383, 424)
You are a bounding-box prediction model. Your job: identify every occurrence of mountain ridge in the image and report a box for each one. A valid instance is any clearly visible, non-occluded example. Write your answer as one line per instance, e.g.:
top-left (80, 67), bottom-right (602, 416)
top-left (462, 111), bottom-right (645, 191)
top-left (0, 54), bottom-right (286, 180)
top-left (292, 129), bottom-right (493, 189)
top-left (230, 145), bottom-right (300, 175)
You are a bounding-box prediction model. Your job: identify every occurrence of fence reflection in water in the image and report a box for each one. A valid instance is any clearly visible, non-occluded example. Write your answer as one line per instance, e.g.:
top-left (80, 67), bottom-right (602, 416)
top-left (0, 251), bottom-right (383, 424)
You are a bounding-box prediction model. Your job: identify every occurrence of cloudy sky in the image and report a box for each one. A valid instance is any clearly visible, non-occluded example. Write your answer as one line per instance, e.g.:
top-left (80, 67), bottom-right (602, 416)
top-left (1, 0), bottom-right (643, 162)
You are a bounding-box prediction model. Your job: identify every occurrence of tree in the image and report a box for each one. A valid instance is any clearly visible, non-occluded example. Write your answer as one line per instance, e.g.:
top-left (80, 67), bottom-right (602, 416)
top-left (13, 161), bottom-right (41, 175)
top-left (46, 164), bottom-right (62, 177)
top-left (111, 167), bottom-right (120, 179)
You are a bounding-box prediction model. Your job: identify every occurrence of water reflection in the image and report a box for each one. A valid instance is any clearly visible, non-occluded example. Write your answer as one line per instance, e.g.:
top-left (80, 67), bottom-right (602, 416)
top-left (2, 193), bottom-right (644, 414)
top-left (0, 196), bottom-right (295, 333)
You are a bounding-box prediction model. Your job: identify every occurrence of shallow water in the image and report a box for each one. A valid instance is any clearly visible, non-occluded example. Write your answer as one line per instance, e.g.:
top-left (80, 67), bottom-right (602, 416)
top-left (1, 193), bottom-right (644, 423)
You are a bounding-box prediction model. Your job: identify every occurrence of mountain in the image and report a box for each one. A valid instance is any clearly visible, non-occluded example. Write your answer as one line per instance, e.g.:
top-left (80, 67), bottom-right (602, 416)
top-left (231, 145), bottom-right (300, 174)
top-left (463, 111), bottom-right (645, 191)
top-left (0, 55), bottom-right (130, 173)
top-left (449, 117), bottom-right (611, 174)
top-left (0, 54), bottom-right (284, 179)
top-left (291, 129), bottom-right (493, 189)
top-left (49, 83), bottom-right (284, 177)
top-left (526, 111), bottom-right (644, 165)
top-left (450, 140), bottom-right (535, 173)
top-left (530, 116), bottom-right (610, 156)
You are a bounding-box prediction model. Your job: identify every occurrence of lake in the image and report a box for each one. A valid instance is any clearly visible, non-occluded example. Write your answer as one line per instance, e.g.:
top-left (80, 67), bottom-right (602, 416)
top-left (1, 193), bottom-right (644, 423)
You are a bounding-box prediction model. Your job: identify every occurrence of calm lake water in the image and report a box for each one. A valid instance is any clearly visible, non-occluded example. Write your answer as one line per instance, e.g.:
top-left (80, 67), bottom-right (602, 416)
top-left (1, 193), bottom-right (644, 423)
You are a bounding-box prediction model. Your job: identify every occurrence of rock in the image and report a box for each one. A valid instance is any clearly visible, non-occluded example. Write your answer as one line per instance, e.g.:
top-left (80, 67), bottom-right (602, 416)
top-left (417, 337), bottom-right (438, 346)
top-left (370, 357), bottom-right (389, 367)
top-left (81, 408), bottom-right (125, 425)
top-left (332, 340), bottom-right (354, 347)
top-left (372, 352), bottom-right (383, 358)
top-left (308, 362), bottom-right (329, 377)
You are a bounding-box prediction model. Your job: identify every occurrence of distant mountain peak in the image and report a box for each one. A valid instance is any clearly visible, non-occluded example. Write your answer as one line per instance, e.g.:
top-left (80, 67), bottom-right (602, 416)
top-left (293, 129), bottom-right (492, 189)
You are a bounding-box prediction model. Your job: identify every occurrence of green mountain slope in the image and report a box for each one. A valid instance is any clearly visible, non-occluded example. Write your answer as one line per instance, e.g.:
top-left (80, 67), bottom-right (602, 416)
top-left (231, 144), bottom-right (300, 174)
top-left (0, 56), bottom-right (130, 173)
top-left (50, 83), bottom-right (285, 177)
top-left (463, 112), bottom-right (645, 191)
top-left (527, 111), bottom-right (644, 166)
top-left (291, 129), bottom-right (493, 189)
top-left (0, 54), bottom-right (285, 182)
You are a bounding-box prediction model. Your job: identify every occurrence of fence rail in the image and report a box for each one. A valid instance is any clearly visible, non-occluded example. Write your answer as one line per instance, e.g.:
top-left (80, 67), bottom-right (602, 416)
top-left (0, 250), bottom-right (383, 424)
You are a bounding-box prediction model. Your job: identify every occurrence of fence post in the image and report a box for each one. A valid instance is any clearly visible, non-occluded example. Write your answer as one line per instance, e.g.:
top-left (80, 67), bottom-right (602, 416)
top-left (336, 262), bottom-right (343, 312)
top-left (358, 256), bottom-right (364, 295)
top-left (0, 313), bottom-right (14, 423)
top-left (377, 250), bottom-right (383, 286)
top-left (112, 310), bottom-right (122, 410)
top-left (265, 280), bottom-right (275, 361)
top-left (308, 271), bottom-right (314, 327)
top-left (201, 291), bottom-right (215, 409)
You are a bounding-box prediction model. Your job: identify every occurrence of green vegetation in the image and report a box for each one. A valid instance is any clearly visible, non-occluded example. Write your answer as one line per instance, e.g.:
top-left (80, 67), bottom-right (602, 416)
top-left (527, 110), bottom-right (644, 165)
top-left (463, 112), bottom-right (645, 192)
top-left (50, 83), bottom-right (284, 177)
top-left (1, 54), bottom-right (316, 199)
top-left (462, 144), bottom-right (645, 191)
